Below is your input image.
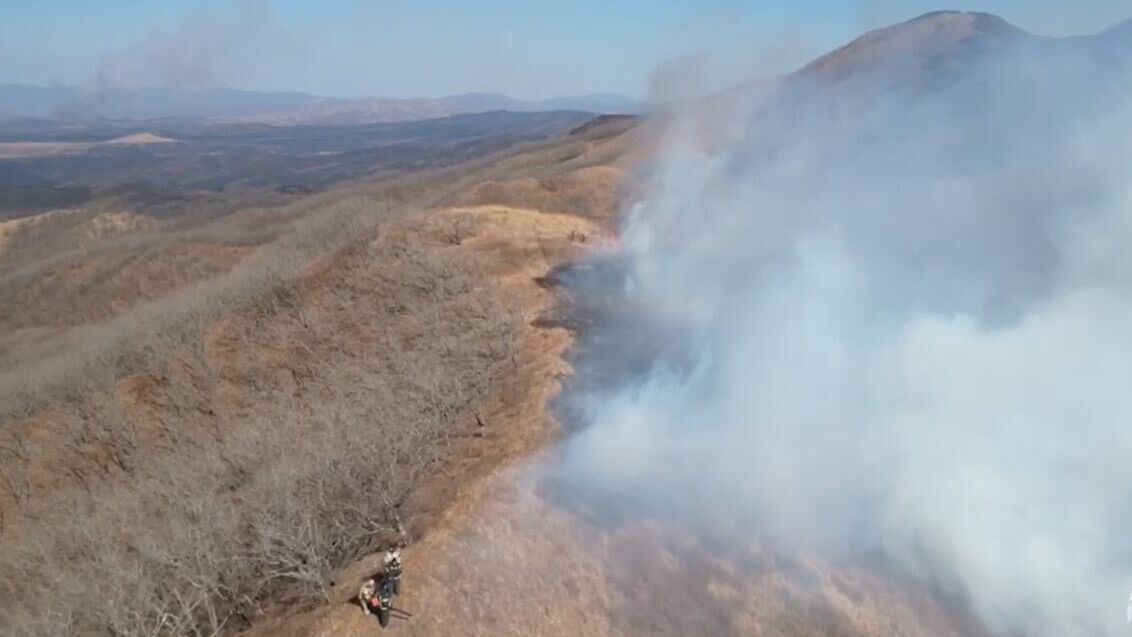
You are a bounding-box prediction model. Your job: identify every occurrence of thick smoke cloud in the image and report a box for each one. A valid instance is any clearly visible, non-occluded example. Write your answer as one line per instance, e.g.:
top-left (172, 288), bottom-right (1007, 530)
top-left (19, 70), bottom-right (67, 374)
top-left (557, 30), bottom-right (1132, 637)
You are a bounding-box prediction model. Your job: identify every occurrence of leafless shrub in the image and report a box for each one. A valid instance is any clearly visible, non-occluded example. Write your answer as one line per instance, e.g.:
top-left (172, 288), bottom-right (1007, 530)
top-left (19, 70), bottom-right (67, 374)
top-left (0, 192), bottom-right (385, 422)
top-left (436, 212), bottom-right (478, 245)
top-left (0, 209), bottom-right (521, 637)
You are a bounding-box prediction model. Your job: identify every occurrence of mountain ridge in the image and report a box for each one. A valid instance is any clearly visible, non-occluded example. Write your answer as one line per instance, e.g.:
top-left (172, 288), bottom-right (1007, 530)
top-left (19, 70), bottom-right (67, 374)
top-left (794, 10), bottom-right (1130, 84)
top-left (0, 84), bottom-right (642, 124)
top-left (797, 10), bottom-right (1033, 82)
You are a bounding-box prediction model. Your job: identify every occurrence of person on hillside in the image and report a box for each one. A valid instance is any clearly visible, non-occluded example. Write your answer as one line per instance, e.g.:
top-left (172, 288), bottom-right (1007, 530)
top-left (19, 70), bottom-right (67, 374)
top-left (358, 576), bottom-right (381, 617)
top-left (359, 547), bottom-right (404, 616)
top-left (382, 547), bottom-right (403, 594)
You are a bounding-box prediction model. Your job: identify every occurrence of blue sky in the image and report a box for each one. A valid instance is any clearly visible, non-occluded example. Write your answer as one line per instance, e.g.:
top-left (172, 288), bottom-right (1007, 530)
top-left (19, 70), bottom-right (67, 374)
top-left (1, 1), bottom-right (1128, 98)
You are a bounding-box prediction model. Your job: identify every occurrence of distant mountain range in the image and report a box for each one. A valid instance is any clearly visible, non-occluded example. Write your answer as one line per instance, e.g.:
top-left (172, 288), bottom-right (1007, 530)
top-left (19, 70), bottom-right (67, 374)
top-left (0, 85), bottom-right (641, 125)
top-left (3, 11), bottom-right (1127, 127)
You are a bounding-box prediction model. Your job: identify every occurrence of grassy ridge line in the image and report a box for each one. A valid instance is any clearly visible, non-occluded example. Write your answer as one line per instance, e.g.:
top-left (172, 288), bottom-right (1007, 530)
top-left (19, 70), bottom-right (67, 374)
top-left (0, 118), bottom-right (626, 426)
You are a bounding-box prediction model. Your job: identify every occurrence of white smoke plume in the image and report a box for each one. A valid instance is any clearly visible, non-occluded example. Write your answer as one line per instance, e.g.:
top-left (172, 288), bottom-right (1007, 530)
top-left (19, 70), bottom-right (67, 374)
top-left (556, 23), bottom-right (1132, 637)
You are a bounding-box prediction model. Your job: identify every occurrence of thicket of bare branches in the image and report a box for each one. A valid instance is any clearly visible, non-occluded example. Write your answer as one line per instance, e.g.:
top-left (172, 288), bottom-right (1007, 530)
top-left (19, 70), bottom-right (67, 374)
top-left (0, 119), bottom-right (636, 637)
top-left (0, 188), bottom-right (394, 420)
top-left (0, 189), bottom-right (520, 636)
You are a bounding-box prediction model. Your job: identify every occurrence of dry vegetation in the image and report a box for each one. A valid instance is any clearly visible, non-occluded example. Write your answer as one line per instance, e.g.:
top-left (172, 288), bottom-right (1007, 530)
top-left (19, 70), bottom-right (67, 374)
top-left (0, 118), bottom-right (636, 637)
top-left (256, 464), bottom-right (987, 637)
top-left (0, 104), bottom-right (980, 637)
top-left (398, 478), bottom-right (989, 637)
top-left (454, 117), bottom-right (642, 221)
top-left (0, 133), bottom-right (175, 159)
top-left (457, 165), bottom-right (624, 220)
top-left (222, 110), bottom-right (992, 637)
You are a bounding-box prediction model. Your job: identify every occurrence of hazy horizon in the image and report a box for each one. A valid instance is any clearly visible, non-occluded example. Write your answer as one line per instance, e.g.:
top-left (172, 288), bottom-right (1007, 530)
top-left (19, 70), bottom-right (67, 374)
top-left (0, 83), bottom-right (638, 102)
top-left (1, 1), bottom-right (1128, 102)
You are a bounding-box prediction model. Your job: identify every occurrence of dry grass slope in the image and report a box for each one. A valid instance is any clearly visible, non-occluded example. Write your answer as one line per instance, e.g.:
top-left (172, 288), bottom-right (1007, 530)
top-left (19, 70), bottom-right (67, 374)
top-left (0, 119), bottom-right (637, 637)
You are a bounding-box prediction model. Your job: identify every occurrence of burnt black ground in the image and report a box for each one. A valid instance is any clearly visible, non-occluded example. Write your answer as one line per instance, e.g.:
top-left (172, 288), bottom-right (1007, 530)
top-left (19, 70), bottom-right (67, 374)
top-left (536, 255), bottom-right (694, 435)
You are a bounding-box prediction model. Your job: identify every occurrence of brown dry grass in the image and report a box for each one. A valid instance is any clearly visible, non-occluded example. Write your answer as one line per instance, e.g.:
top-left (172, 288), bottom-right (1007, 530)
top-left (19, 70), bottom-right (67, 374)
top-left (240, 204), bottom-right (612, 637)
top-left (232, 115), bottom-right (995, 637)
top-left (250, 464), bottom-right (989, 637)
top-left (458, 166), bottom-right (625, 220)
top-left (0, 205), bottom-right (524, 636)
top-left (0, 107), bottom-right (996, 637)
top-left (0, 119), bottom-right (637, 637)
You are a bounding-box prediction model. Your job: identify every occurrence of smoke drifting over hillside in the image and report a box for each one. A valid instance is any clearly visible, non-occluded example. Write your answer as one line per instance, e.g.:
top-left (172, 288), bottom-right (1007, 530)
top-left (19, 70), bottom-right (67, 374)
top-left (558, 18), bottom-right (1132, 637)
